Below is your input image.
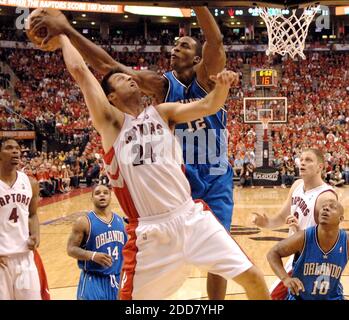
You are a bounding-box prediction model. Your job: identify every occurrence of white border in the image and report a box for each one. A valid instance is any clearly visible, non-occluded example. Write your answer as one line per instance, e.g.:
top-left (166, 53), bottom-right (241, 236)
top-left (243, 97), bottom-right (287, 124)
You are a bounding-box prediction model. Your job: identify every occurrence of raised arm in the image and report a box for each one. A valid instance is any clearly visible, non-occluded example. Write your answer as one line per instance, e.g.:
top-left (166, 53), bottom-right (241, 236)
top-left (252, 179), bottom-right (303, 229)
top-left (30, 10), bottom-right (167, 100)
top-left (156, 70), bottom-right (232, 124)
top-left (193, 7), bottom-right (226, 89)
top-left (67, 216), bottom-right (112, 267)
top-left (58, 34), bottom-right (123, 152)
top-left (28, 177), bottom-right (40, 250)
top-left (267, 230), bottom-right (305, 296)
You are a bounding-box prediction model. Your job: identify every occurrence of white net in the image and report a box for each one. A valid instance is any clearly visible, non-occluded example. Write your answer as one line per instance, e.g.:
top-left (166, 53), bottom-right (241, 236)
top-left (261, 118), bottom-right (270, 130)
top-left (259, 5), bottom-right (319, 60)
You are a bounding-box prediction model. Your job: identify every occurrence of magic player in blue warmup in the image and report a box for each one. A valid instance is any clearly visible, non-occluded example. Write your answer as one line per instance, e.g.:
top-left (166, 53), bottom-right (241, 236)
top-left (67, 184), bottom-right (126, 300)
top-left (32, 6), bottom-right (239, 299)
top-left (267, 199), bottom-right (348, 300)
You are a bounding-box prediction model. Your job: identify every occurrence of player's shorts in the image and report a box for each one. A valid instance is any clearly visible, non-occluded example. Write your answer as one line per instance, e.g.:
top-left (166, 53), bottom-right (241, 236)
top-left (120, 199), bottom-right (253, 300)
top-left (270, 272), bottom-right (291, 300)
top-left (77, 271), bottom-right (120, 300)
top-left (0, 251), bottom-right (41, 300)
top-left (184, 163), bottom-right (234, 231)
top-left (270, 256), bottom-right (293, 300)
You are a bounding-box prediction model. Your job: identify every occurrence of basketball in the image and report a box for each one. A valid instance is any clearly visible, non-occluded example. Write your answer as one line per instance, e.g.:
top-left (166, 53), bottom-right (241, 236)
top-left (26, 8), bottom-right (61, 51)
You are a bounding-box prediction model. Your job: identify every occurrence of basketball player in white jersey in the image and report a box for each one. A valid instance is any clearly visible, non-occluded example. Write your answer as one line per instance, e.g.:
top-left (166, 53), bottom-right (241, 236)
top-left (54, 34), bottom-right (270, 300)
top-left (252, 148), bottom-right (337, 299)
top-left (0, 138), bottom-right (41, 300)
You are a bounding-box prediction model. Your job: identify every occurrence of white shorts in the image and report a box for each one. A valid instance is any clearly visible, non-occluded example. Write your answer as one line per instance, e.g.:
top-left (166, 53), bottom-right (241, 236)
top-left (120, 200), bottom-right (253, 300)
top-left (0, 251), bottom-right (41, 300)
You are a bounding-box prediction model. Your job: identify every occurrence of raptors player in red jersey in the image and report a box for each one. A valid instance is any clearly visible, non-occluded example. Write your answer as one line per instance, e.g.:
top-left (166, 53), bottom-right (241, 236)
top-left (0, 138), bottom-right (50, 300)
top-left (252, 148), bottom-right (337, 299)
top-left (53, 34), bottom-right (270, 300)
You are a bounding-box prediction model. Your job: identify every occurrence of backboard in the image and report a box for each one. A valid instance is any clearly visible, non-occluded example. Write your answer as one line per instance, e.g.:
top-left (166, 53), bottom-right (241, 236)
top-left (243, 97), bottom-right (287, 124)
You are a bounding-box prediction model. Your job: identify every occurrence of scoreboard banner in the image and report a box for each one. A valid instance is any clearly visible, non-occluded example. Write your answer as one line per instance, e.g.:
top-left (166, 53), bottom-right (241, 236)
top-left (0, 130), bottom-right (36, 140)
top-left (0, 0), bottom-right (123, 13)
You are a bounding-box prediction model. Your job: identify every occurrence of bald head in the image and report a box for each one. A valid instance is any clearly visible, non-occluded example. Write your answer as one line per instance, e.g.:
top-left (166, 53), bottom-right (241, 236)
top-left (318, 199), bottom-right (345, 226)
top-left (337, 201), bottom-right (344, 217)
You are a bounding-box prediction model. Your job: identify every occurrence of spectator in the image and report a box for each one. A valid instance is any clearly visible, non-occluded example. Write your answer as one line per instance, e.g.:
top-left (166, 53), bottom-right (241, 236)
top-left (280, 159), bottom-right (296, 188)
top-left (61, 164), bottom-right (72, 192)
top-left (233, 153), bottom-right (244, 177)
top-left (342, 159), bottom-right (349, 185)
top-left (36, 163), bottom-right (54, 197)
top-left (240, 162), bottom-right (255, 188)
top-left (329, 165), bottom-right (345, 187)
top-left (85, 160), bottom-right (101, 187)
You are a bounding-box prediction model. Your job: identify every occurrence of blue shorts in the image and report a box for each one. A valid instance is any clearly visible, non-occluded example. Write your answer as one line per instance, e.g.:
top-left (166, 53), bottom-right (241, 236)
top-left (77, 271), bottom-right (120, 300)
top-left (184, 163), bottom-right (234, 231)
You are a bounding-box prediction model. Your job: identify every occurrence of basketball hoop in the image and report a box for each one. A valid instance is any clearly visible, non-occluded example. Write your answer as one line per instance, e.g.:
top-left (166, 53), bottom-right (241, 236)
top-left (261, 117), bottom-right (270, 130)
top-left (258, 4), bottom-right (319, 60)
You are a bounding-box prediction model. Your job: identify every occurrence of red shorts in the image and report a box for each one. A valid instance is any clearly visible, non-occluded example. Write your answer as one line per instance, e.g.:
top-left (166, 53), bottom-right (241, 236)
top-left (271, 271), bottom-right (292, 300)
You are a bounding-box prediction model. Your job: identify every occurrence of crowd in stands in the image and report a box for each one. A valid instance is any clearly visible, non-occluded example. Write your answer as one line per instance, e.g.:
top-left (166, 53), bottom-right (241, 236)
top-left (21, 144), bottom-right (105, 197)
top-left (0, 36), bottom-right (348, 191)
top-left (226, 52), bottom-right (349, 187)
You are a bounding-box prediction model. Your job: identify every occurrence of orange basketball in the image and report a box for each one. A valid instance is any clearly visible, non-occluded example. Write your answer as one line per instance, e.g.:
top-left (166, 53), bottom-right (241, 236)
top-left (26, 8), bottom-right (61, 51)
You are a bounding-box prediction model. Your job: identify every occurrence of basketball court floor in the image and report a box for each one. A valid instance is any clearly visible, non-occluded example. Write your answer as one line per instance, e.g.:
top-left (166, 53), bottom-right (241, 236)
top-left (37, 185), bottom-right (349, 300)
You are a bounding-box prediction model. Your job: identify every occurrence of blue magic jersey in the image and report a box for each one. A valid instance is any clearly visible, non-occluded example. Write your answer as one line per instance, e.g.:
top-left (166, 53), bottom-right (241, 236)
top-left (78, 211), bottom-right (126, 276)
top-left (164, 71), bottom-right (228, 169)
top-left (288, 226), bottom-right (348, 300)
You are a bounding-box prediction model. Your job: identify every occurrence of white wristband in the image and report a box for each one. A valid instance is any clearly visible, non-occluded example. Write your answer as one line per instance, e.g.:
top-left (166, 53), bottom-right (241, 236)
top-left (91, 252), bottom-right (97, 262)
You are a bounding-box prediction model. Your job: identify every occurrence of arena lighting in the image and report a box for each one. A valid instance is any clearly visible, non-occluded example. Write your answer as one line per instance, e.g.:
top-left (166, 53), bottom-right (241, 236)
top-left (124, 5), bottom-right (191, 18)
top-left (335, 6), bottom-right (349, 15)
top-left (0, 0), bottom-right (123, 14)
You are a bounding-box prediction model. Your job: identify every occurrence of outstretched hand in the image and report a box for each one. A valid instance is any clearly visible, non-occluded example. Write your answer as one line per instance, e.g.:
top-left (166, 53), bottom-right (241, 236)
top-left (209, 70), bottom-right (239, 88)
top-left (251, 212), bottom-right (269, 228)
top-left (30, 9), bottom-right (70, 46)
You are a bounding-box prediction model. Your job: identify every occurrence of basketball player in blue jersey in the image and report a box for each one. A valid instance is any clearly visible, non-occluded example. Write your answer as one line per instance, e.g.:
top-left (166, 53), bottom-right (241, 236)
top-left (31, 6), bottom-right (236, 299)
top-left (267, 199), bottom-right (348, 300)
top-left (67, 185), bottom-right (126, 300)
